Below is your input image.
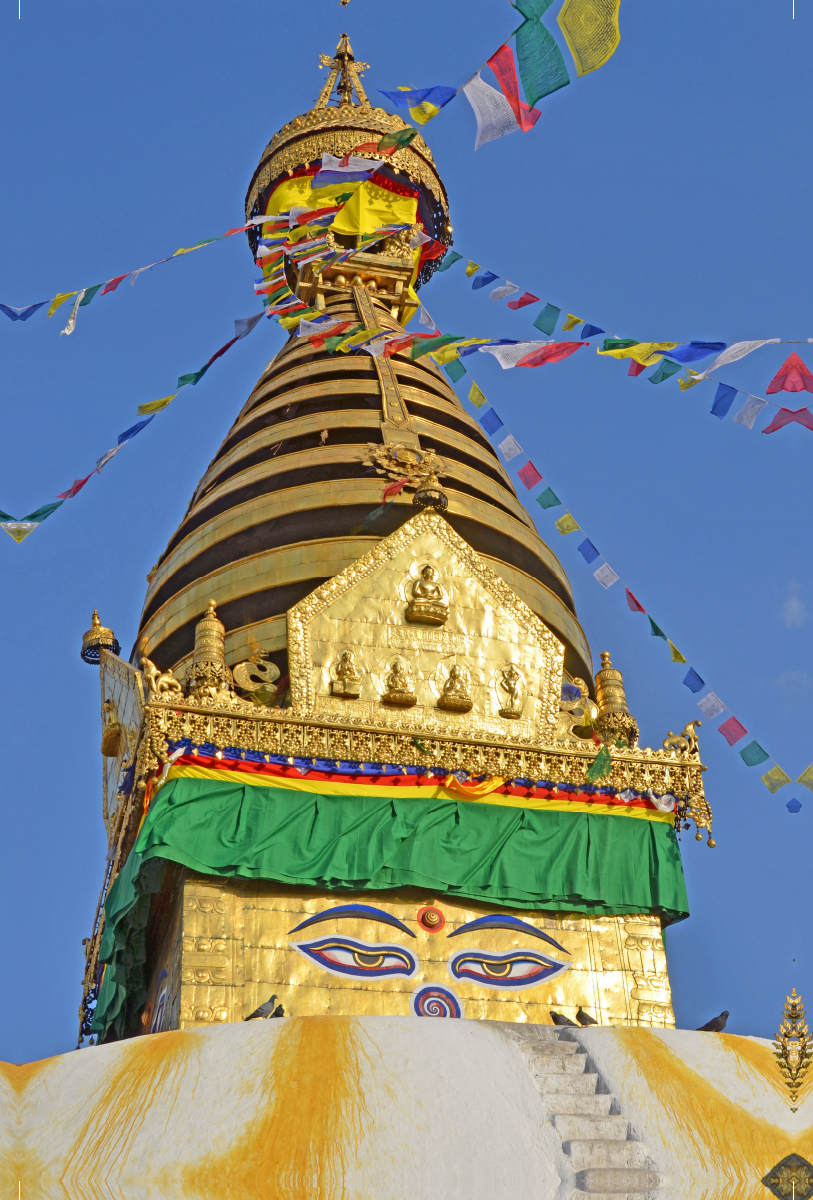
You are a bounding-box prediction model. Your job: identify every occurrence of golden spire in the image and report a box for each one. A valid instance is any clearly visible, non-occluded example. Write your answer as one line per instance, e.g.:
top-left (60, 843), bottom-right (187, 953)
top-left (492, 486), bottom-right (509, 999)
top-left (80, 610), bottom-right (120, 665)
top-left (316, 34), bottom-right (371, 110)
top-left (594, 651), bottom-right (639, 748)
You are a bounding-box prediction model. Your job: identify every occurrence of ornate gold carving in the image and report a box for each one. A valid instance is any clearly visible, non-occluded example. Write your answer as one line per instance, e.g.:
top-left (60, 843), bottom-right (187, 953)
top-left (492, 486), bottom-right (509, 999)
top-left (388, 626), bottom-right (467, 654)
top-left (81, 609), bottom-right (120, 664)
top-left (352, 284), bottom-right (411, 419)
top-left (140, 657), bottom-right (183, 699)
top-left (497, 664), bottom-right (526, 720)
top-left (233, 657), bottom-right (281, 706)
top-left (381, 657), bottom-right (416, 707)
top-left (363, 443), bottom-right (447, 491)
top-left (406, 564), bottom-right (449, 626)
top-left (100, 700), bottom-right (122, 758)
top-left (763, 1155), bottom-right (813, 1200)
top-left (315, 35), bottom-right (371, 111)
top-left (330, 650), bottom-right (361, 698)
top-left (773, 989), bottom-right (812, 1110)
top-left (437, 664), bottom-right (473, 713)
top-left (186, 600), bottom-right (232, 700)
top-left (595, 651), bottom-right (639, 748)
top-left (556, 677), bottom-right (598, 741)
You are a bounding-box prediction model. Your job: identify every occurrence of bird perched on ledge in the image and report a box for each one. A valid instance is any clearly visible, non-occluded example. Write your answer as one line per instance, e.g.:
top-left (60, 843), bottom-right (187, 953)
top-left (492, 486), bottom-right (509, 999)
top-left (576, 1007), bottom-right (598, 1026)
top-left (696, 1010), bottom-right (729, 1032)
top-left (245, 994), bottom-right (285, 1020)
top-left (550, 1011), bottom-right (578, 1027)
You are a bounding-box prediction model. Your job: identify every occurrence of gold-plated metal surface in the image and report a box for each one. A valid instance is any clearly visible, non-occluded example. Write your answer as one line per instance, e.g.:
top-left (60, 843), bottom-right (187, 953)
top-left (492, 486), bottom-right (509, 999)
top-left (81, 610), bottom-right (120, 664)
top-left (145, 879), bottom-right (675, 1032)
top-left (99, 650), bottom-right (145, 837)
top-left (595, 650), bottom-right (639, 748)
top-left (773, 989), bottom-right (812, 1110)
top-left (405, 564), bottom-right (449, 625)
top-left (352, 285), bottom-right (412, 416)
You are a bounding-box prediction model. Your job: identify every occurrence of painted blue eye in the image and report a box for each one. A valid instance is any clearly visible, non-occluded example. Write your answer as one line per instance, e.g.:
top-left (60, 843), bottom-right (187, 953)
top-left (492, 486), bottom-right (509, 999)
top-left (292, 936), bottom-right (417, 980)
top-left (448, 948), bottom-right (569, 990)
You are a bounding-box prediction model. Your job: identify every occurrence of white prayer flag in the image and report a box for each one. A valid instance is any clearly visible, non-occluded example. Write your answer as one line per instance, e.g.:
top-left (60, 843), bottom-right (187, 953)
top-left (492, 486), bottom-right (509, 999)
top-left (60, 289), bottom-right (85, 337)
top-left (95, 445), bottom-right (122, 473)
top-left (479, 341), bottom-right (549, 369)
top-left (699, 339), bottom-right (780, 377)
top-left (593, 563), bottom-right (619, 589)
top-left (409, 229), bottom-right (432, 248)
top-left (498, 433), bottom-right (523, 461)
top-left (417, 305), bottom-right (435, 329)
top-left (697, 691), bottom-right (726, 720)
top-left (732, 395), bottom-right (768, 429)
top-left (319, 152), bottom-right (376, 175)
top-left (296, 316), bottom-right (342, 338)
top-left (234, 312), bottom-right (264, 339)
top-left (489, 281), bottom-right (520, 302)
top-left (461, 71), bottom-right (520, 150)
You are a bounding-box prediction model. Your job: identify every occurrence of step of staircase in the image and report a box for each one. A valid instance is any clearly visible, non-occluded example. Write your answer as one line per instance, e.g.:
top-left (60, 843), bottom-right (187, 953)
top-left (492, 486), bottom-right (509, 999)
top-left (540, 1092), bottom-right (613, 1117)
top-left (553, 1114), bottom-right (630, 1141)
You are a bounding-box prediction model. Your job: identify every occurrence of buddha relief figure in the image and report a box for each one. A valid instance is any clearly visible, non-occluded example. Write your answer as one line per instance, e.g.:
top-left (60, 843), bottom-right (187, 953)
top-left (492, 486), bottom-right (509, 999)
top-left (437, 664), bottom-right (473, 714)
top-left (330, 650), bottom-right (361, 699)
top-left (405, 564), bottom-right (449, 626)
top-left (497, 664), bottom-right (525, 720)
top-left (382, 658), bottom-right (417, 707)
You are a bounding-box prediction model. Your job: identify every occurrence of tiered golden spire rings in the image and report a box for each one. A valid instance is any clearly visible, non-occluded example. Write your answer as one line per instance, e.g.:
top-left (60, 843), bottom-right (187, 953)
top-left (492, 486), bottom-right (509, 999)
top-left (316, 34), bottom-right (370, 109)
top-left (773, 989), bottom-right (812, 1111)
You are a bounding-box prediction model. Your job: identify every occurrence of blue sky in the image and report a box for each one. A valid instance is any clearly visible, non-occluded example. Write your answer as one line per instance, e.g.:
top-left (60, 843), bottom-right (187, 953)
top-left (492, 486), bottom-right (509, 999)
top-left (0, 0), bottom-right (809, 1061)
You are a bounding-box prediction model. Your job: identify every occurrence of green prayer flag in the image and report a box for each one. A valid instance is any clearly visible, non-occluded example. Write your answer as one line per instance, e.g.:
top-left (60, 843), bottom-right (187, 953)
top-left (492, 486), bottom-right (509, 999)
top-left (534, 303), bottom-right (561, 335)
top-left (0, 509), bottom-right (17, 521)
top-left (177, 364), bottom-right (210, 387)
top-left (444, 359), bottom-right (467, 383)
top-left (648, 358), bottom-right (682, 384)
top-left (586, 744), bottom-right (612, 781)
top-left (795, 764), bottom-right (813, 792)
top-left (79, 283), bottom-right (104, 306)
top-left (740, 741), bottom-right (770, 768)
top-left (761, 764), bottom-right (791, 794)
top-left (377, 127), bottom-right (419, 152)
top-left (514, 12), bottom-right (570, 107)
top-left (602, 338), bottom-right (638, 352)
top-left (411, 334), bottom-right (463, 361)
top-left (513, 0), bottom-right (555, 16)
top-left (20, 500), bottom-right (63, 523)
top-left (648, 617), bottom-right (668, 641)
top-left (436, 251), bottom-right (463, 273)
top-left (325, 325), bottom-right (364, 353)
top-left (468, 381), bottom-right (487, 409)
top-left (537, 486), bottom-right (561, 510)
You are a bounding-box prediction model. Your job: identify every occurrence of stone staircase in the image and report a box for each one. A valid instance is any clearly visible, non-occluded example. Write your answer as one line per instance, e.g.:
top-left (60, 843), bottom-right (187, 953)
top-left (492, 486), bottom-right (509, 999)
top-left (497, 1024), bottom-right (663, 1200)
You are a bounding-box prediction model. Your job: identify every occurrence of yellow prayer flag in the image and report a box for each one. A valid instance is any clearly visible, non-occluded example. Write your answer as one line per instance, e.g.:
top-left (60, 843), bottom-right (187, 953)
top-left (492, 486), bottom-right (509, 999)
top-left (48, 292), bottom-right (77, 318)
top-left (561, 314), bottom-right (582, 331)
top-left (598, 341), bottom-right (679, 366)
top-left (278, 313), bottom-right (305, 330)
top-left (468, 381), bottom-right (487, 409)
top-left (679, 370), bottom-right (704, 391)
top-left (555, 512), bottom-right (580, 535)
top-left (558, 0), bottom-right (621, 77)
top-left (761, 764), bottom-right (791, 794)
top-left (332, 179), bottom-right (417, 238)
top-left (336, 327), bottom-right (382, 352)
top-left (433, 337), bottom-right (492, 365)
top-left (465, 262), bottom-right (481, 277)
top-left (0, 521), bottom-right (38, 543)
top-left (138, 394), bottom-right (177, 415)
top-left (668, 641), bottom-right (687, 663)
top-left (796, 765), bottom-right (813, 792)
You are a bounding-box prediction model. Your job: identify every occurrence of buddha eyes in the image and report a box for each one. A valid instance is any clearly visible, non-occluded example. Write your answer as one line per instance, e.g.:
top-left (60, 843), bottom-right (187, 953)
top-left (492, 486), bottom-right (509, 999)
top-left (292, 936), bottom-right (417, 980)
top-left (448, 948), bottom-right (569, 990)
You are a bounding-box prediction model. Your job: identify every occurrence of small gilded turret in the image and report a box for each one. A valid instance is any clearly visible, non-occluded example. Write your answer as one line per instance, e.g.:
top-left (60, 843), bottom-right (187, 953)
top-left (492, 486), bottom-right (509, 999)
top-left (186, 601), bottom-right (232, 699)
top-left (595, 651), bottom-right (639, 749)
top-left (80, 610), bottom-right (121, 665)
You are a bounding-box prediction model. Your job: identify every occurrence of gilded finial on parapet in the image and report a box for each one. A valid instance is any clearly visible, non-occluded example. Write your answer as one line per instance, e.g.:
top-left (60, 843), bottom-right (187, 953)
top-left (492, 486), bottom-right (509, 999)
top-left (594, 651), bottom-right (639, 748)
top-left (81, 610), bottom-right (121, 665)
top-left (316, 34), bottom-right (370, 110)
top-left (186, 600), bottom-right (233, 700)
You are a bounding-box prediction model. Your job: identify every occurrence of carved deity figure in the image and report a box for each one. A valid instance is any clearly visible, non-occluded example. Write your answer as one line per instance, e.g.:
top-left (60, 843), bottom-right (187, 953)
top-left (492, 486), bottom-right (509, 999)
top-left (382, 658), bottom-right (416, 707)
top-left (497, 663), bottom-right (525, 720)
top-left (437, 664), bottom-right (473, 714)
top-left (140, 656), bottom-right (183, 699)
top-left (405, 564), bottom-right (449, 626)
top-left (330, 650), bottom-right (361, 698)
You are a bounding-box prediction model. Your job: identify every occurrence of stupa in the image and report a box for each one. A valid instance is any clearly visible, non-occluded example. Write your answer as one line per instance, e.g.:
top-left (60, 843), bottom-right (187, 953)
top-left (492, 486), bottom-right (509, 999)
top-left (79, 35), bottom-right (714, 1048)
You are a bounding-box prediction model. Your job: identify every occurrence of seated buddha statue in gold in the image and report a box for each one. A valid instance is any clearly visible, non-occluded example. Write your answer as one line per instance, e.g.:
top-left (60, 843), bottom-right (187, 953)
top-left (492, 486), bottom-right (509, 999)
top-left (382, 658), bottom-right (417, 707)
top-left (437, 664), bottom-right (473, 713)
top-left (405, 564), bottom-right (449, 626)
top-left (330, 650), bottom-right (361, 698)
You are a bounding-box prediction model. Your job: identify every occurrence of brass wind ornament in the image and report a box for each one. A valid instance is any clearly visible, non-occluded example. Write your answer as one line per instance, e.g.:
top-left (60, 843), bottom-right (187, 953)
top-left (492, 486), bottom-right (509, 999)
top-left (773, 989), bottom-right (812, 1111)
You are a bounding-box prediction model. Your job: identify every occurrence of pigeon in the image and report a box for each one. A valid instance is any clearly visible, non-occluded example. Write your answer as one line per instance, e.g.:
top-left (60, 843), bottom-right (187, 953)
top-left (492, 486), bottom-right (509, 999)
top-left (550, 1011), bottom-right (578, 1027)
top-left (245, 994), bottom-right (284, 1021)
top-left (696, 1010), bottom-right (729, 1032)
top-left (576, 1007), bottom-right (598, 1026)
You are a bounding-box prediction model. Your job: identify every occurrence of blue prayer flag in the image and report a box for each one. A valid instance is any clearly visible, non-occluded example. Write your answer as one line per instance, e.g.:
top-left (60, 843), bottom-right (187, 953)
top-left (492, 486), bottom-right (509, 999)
top-left (118, 416), bottom-right (155, 445)
top-left (580, 324), bottom-right (605, 340)
top-left (480, 408), bottom-right (504, 435)
top-left (379, 86), bottom-right (456, 110)
top-left (472, 272), bottom-right (499, 291)
top-left (711, 383), bottom-right (737, 419)
top-left (661, 342), bottom-right (726, 363)
top-left (577, 538), bottom-right (600, 563)
top-left (561, 683), bottom-right (581, 703)
top-left (683, 667), bottom-right (705, 693)
top-left (787, 798), bottom-right (803, 813)
top-left (0, 301), bottom-right (47, 322)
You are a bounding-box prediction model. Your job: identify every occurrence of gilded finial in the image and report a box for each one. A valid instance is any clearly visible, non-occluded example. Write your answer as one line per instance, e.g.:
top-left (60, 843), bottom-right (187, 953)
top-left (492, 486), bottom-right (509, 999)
top-left (594, 650), bottom-right (639, 749)
top-left (186, 599), bottom-right (232, 699)
top-left (80, 610), bottom-right (121, 665)
top-left (316, 34), bottom-right (370, 110)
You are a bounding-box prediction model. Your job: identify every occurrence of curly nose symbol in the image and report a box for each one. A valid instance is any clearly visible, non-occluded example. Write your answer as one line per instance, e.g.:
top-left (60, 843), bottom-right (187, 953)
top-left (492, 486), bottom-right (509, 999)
top-left (410, 984), bottom-right (463, 1018)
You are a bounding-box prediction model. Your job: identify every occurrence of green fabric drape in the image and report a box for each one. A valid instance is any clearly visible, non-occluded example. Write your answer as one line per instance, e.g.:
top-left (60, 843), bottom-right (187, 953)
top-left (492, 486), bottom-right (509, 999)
top-left (91, 776), bottom-right (688, 1039)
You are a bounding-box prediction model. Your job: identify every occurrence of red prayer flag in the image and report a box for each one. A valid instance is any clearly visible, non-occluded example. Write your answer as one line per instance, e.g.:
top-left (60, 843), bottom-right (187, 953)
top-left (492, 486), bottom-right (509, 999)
top-left (625, 588), bottom-right (646, 613)
top-left (718, 715), bottom-right (747, 746)
top-left (383, 478), bottom-right (409, 500)
top-left (206, 335), bottom-right (240, 367)
top-left (765, 352), bottom-right (813, 394)
top-left (516, 342), bottom-right (585, 368)
top-left (420, 239), bottom-right (447, 263)
top-left (762, 406), bottom-right (813, 434)
top-left (308, 320), bottom-right (354, 349)
top-left (383, 335), bottom-right (418, 358)
top-left (487, 44), bottom-right (541, 132)
top-left (507, 291), bottom-right (540, 310)
top-left (101, 274), bottom-right (128, 295)
top-left (628, 361), bottom-right (647, 377)
top-left (517, 461), bottom-right (543, 489)
top-left (351, 141), bottom-right (383, 154)
top-left (57, 473), bottom-right (93, 500)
